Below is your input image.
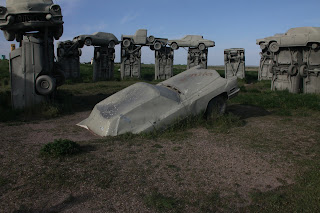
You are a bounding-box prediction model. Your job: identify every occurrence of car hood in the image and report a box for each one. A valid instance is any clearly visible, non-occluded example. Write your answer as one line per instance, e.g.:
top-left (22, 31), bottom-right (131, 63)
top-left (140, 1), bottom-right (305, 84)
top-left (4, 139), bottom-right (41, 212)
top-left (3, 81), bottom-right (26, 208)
top-left (77, 82), bottom-right (181, 136)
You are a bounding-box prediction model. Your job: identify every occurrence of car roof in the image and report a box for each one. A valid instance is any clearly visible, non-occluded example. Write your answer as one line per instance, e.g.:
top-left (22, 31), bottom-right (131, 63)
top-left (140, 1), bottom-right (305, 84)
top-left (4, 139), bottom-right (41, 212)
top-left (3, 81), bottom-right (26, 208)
top-left (286, 27), bottom-right (320, 35)
top-left (159, 66), bottom-right (221, 99)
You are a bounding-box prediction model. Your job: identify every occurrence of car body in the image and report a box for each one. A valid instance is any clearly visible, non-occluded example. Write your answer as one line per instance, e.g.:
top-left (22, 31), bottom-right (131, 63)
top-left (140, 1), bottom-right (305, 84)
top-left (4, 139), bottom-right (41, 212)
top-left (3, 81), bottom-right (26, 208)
top-left (256, 27), bottom-right (320, 53)
top-left (121, 29), bottom-right (168, 50)
top-left (168, 35), bottom-right (215, 50)
top-left (73, 32), bottom-right (119, 48)
top-left (0, 0), bottom-right (64, 41)
top-left (77, 66), bottom-right (240, 137)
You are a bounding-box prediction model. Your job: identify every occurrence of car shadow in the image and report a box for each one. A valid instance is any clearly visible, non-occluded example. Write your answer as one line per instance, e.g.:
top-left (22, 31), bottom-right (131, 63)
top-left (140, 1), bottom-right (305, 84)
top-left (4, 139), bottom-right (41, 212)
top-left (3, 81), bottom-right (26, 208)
top-left (227, 104), bottom-right (270, 120)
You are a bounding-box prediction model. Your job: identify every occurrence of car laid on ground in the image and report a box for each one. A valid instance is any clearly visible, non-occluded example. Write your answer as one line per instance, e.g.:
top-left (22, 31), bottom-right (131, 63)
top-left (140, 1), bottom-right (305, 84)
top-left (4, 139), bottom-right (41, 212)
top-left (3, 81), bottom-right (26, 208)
top-left (0, 0), bottom-right (64, 41)
top-left (121, 29), bottom-right (168, 50)
top-left (73, 32), bottom-right (119, 48)
top-left (168, 35), bottom-right (215, 50)
top-left (256, 27), bottom-right (320, 53)
top-left (77, 66), bottom-right (240, 136)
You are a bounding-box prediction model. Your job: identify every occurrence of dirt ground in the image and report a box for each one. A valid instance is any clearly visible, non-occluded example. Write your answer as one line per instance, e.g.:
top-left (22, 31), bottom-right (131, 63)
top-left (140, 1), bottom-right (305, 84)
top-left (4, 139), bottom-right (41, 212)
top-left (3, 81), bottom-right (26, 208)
top-left (0, 105), bottom-right (319, 212)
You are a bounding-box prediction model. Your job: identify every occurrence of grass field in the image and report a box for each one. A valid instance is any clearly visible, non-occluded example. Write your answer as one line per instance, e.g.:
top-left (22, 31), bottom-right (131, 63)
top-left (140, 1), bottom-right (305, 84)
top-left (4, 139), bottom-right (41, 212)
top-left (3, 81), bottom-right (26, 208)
top-left (0, 60), bottom-right (320, 212)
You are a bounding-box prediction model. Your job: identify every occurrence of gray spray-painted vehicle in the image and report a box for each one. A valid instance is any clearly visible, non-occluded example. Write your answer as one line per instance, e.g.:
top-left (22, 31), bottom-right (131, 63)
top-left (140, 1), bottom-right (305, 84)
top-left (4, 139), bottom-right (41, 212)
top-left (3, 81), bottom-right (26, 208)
top-left (73, 32), bottom-right (119, 48)
top-left (122, 29), bottom-right (167, 50)
top-left (169, 35), bottom-right (215, 50)
top-left (256, 27), bottom-right (320, 53)
top-left (0, 0), bottom-right (64, 41)
top-left (78, 66), bottom-right (240, 137)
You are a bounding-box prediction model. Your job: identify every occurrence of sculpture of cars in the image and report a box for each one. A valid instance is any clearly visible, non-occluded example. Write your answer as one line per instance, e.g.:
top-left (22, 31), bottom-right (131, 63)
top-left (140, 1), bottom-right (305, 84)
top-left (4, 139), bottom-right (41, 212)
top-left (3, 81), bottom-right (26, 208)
top-left (168, 35), bottom-right (215, 50)
top-left (0, 0), bottom-right (64, 41)
top-left (256, 27), bottom-right (320, 53)
top-left (73, 32), bottom-right (119, 48)
top-left (121, 29), bottom-right (168, 50)
top-left (77, 66), bottom-right (240, 136)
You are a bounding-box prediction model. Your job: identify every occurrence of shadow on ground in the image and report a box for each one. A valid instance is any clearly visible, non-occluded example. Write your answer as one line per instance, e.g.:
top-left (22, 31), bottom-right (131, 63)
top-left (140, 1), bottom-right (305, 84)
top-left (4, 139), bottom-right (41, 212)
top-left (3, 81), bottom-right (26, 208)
top-left (227, 104), bottom-right (270, 120)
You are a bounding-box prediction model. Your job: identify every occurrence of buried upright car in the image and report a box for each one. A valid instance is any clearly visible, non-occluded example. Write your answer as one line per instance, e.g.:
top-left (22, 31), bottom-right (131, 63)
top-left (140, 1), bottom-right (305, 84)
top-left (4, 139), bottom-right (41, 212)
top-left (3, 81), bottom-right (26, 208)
top-left (0, 0), bottom-right (64, 41)
top-left (78, 66), bottom-right (240, 137)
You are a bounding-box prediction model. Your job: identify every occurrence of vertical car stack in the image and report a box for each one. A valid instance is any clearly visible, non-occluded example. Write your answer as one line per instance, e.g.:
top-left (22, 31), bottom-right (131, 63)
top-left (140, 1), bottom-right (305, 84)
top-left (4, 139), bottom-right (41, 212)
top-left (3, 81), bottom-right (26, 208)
top-left (224, 48), bottom-right (245, 79)
top-left (0, 0), bottom-right (64, 109)
top-left (257, 27), bottom-right (320, 94)
top-left (57, 40), bottom-right (82, 79)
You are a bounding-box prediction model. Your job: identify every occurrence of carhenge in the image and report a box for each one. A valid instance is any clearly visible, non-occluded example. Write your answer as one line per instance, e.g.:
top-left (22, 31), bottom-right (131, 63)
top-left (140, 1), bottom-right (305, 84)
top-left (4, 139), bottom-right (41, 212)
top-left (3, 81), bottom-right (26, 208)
top-left (77, 66), bottom-right (240, 137)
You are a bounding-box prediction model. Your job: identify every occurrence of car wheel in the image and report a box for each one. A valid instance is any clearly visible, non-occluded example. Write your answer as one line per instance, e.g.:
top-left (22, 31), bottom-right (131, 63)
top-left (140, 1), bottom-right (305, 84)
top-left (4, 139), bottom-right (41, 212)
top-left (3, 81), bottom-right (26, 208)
top-left (3, 30), bottom-right (15, 41)
top-left (54, 25), bottom-right (63, 40)
top-left (148, 35), bottom-right (155, 43)
top-left (288, 64), bottom-right (298, 76)
top-left (198, 43), bottom-right (206, 51)
top-left (109, 40), bottom-right (116, 48)
top-left (154, 41), bottom-right (162, 50)
top-left (311, 43), bottom-right (319, 50)
top-left (269, 42), bottom-right (279, 53)
top-left (299, 64), bottom-right (308, 77)
top-left (84, 38), bottom-right (92, 46)
top-left (260, 42), bottom-right (267, 50)
top-left (171, 42), bottom-right (178, 50)
top-left (123, 39), bottom-right (131, 48)
top-left (205, 96), bottom-right (227, 120)
top-left (36, 75), bottom-right (56, 95)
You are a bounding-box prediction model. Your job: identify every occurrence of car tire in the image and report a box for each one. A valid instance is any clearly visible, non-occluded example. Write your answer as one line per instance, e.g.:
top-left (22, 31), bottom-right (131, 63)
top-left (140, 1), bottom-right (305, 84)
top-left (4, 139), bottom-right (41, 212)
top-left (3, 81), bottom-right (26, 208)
top-left (148, 35), bottom-right (155, 43)
top-left (84, 38), bottom-right (92, 46)
top-left (269, 42), bottom-right (279, 53)
top-left (109, 40), bottom-right (116, 48)
top-left (205, 96), bottom-right (227, 120)
top-left (198, 43), bottom-right (206, 51)
top-left (154, 41), bottom-right (162, 50)
top-left (3, 30), bottom-right (15, 41)
top-left (36, 75), bottom-right (56, 95)
top-left (123, 39), bottom-right (131, 48)
top-left (288, 64), bottom-right (298, 76)
top-left (299, 64), bottom-right (308, 77)
top-left (311, 43), bottom-right (318, 50)
top-left (260, 42), bottom-right (267, 50)
top-left (171, 42), bottom-right (178, 50)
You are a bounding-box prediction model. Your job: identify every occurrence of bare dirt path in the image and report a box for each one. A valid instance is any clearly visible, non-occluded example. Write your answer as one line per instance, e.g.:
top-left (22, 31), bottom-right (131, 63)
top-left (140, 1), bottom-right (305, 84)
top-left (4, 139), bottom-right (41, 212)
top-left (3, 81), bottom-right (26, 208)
top-left (1, 106), bottom-right (318, 212)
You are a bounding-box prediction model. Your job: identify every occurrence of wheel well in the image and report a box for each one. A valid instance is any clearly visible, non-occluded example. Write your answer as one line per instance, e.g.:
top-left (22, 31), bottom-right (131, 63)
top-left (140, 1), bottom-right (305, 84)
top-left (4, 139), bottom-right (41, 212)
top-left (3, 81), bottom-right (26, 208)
top-left (204, 93), bottom-right (228, 112)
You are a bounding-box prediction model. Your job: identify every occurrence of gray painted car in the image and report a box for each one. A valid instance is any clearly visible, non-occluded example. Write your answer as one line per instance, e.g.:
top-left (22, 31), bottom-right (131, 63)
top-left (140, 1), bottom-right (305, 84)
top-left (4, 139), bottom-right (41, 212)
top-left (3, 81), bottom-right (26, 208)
top-left (0, 0), bottom-right (64, 41)
top-left (122, 29), bottom-right (167, 50)
top-left (168, 35), bottom-right (215, 50)
top-left (256, 27), bottom-right (320, 53)
top-left (73, 32), bottom-right (119, 48)
top-left (78, 66), bottom-right (240, 137)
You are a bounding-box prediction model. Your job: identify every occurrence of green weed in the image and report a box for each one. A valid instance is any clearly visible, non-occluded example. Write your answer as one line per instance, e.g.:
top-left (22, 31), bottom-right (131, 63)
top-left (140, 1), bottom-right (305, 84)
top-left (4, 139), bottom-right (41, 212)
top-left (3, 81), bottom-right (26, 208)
top-left (40, 139), bottom-right (82, 158)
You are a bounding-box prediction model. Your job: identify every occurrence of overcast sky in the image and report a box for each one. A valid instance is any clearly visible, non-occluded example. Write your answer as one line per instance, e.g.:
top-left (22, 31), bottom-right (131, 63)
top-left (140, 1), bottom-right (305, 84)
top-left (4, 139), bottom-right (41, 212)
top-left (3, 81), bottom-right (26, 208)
top-left (0, 0), bottom-right (319, 65)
